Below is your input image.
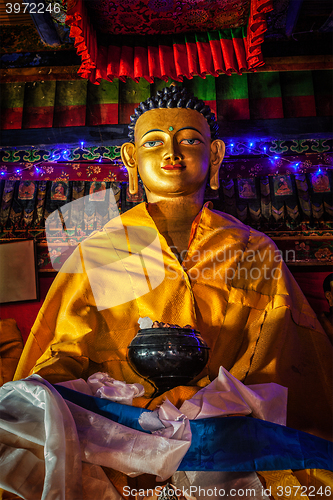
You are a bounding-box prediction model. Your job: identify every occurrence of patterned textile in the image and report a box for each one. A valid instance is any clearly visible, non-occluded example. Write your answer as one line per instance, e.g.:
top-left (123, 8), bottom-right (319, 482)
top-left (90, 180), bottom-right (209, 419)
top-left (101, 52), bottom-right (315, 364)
top-left (65, 0), bottom-right (273, 83)
top-left (86, 0), bottom-right (250, 36)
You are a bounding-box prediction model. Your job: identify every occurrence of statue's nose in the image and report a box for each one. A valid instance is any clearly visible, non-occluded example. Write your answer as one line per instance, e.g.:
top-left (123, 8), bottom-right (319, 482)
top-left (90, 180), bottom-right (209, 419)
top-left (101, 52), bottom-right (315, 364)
top-left (163, 141), bottom-right (182, 162)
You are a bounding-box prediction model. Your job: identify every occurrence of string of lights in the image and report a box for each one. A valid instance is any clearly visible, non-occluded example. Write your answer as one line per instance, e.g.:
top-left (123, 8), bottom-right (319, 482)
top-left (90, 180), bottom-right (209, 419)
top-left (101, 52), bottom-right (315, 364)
top-left (0, 139), bottom-right (332, 178)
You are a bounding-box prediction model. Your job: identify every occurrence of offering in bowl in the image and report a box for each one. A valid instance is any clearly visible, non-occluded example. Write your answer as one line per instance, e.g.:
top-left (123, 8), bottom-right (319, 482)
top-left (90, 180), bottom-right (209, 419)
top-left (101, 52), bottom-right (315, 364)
top-left (127, 324), bottom-right (210, 396)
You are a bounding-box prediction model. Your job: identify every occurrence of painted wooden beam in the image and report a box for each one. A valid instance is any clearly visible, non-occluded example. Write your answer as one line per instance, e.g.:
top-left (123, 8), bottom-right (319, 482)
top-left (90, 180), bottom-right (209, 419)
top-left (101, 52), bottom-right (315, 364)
top-left (1, 56), bottom-right (332, 85)
top-left (0, 66), bottom-right (81, 83)
top-left (0, 124), bottom-right (129, 147)
top-left (1, 117), bottom-right (331, 148)
top-left (217, 116), bottom-right (332, 141)
top-left (252, 55), bottom-right (333, 73)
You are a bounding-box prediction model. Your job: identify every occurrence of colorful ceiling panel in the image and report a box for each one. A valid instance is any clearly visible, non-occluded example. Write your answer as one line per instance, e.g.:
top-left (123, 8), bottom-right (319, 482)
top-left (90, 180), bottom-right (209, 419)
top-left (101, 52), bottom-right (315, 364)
top-left (65, 0), bottom-right (273, 83)
top-left (1, 71), bottom-right (331, 131)
top-left (85, 0), bottom-right (251, 36)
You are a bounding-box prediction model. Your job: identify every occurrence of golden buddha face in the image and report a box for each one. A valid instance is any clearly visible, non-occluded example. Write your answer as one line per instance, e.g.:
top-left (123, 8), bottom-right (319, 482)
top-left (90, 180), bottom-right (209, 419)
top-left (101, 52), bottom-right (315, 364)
top-left (121, 107), bottom-right (225, 198)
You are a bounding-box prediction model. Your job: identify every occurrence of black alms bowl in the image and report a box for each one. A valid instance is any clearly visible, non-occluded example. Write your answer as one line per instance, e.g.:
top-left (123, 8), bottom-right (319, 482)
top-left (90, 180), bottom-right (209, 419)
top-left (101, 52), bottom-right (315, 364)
top-left (127, 327), bottom-right (210, 395)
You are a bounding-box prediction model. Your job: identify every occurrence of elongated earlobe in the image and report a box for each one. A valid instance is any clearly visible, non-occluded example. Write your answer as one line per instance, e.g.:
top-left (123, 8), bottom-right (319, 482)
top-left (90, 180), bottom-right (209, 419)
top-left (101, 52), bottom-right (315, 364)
top-left (209, 140), bottom-right (225, 190)
top-left (325, 291), bottom-right (333, 308)
top-left (121, 142), bottom-right (138, 195)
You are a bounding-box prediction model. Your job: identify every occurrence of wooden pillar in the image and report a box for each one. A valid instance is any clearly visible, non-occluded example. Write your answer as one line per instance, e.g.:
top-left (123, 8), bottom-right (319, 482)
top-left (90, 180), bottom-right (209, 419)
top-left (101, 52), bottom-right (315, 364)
top-left (118, 78), bottom-right (150, 124)
top-left (86, 79), bottom-right (119, 126)
top-left (216, 73), bottom-right (249, 121)
top-left (312, 69), bottom-right (333, 117)
top-left (280, 71), bottom-right (316, 118)
top-left (22, 81), bottom-right (56, 129)
top-left (54, 80), bottom-right (88, 127)
top-left (0, 82), bottom-right (25, 130)
top-left (185, 75), bottom-right (217, 117)
top-left (248, 73), bottom-right (283, 120)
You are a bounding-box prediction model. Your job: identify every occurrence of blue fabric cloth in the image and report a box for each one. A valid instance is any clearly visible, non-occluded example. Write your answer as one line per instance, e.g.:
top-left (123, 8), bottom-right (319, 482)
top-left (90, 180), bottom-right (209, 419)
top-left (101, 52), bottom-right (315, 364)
top-left (54, 384), bottom-right (333, 472)
top-left (181, 417), bottom-right (333, 472)
top-left (54, 384), bottom-right (151, 433)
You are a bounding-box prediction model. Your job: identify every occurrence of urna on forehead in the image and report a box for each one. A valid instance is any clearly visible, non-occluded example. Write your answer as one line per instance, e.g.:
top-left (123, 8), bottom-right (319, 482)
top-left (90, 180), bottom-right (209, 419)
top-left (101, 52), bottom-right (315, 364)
top-left (128, 86), bottom-right (219, 142)
top-left (134, 107), bottom-right (212, 142)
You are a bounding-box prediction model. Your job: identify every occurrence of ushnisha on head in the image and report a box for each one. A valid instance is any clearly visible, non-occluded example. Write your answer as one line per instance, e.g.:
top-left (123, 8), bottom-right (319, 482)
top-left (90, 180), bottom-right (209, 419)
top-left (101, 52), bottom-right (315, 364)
top-left (121, 86), bottom-right (225, 199)
top-left (127, 86), bottom-right (220, 142)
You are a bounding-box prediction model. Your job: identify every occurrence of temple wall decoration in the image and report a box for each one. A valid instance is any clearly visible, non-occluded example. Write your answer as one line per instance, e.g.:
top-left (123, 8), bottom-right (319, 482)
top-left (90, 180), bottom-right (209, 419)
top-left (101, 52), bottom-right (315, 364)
top-left (1, 71), bottom-right (332, 129)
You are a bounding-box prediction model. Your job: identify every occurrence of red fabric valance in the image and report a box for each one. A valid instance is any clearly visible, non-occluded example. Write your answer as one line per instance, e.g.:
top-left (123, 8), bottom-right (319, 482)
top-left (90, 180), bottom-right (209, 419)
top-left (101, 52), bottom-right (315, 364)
top-left (65, 0), bottom-right (273, 84)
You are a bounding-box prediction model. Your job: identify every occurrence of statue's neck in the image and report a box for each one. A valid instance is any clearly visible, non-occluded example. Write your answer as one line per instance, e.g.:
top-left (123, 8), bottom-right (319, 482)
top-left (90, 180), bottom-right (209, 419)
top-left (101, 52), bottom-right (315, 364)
top-left (146, 197), bottom-right (204, 262)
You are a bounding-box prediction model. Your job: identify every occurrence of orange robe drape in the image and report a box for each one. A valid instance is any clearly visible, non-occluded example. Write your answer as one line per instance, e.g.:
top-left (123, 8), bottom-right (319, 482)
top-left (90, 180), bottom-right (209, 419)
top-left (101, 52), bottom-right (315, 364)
top-left (15, 202), bottom-right (333, 442)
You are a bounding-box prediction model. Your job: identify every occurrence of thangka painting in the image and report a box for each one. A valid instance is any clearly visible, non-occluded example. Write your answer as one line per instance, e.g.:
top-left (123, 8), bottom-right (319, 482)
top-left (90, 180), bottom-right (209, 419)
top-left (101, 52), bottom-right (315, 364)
top-left (273, 176), bottom-right (293, 196)
top-left (89, 182), bottom-right (107, 201)
top-left (51, 181), bottom-right (69, 201)
top-left (18, 181), bottom-right (36, 200)
top-left (311, 172), bottom-right (331, 193)
top-left (237, 178), bottom-right (257, 199)
top-left (126, 183), bottom-right (145, 203)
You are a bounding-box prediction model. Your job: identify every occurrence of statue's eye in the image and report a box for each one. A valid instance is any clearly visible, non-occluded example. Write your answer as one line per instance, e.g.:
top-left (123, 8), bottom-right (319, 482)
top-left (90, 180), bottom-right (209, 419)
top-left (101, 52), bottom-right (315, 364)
top-left (180, 139), bottom-right (202, 145)
top-left (143, 140), bottom-right (163, 148)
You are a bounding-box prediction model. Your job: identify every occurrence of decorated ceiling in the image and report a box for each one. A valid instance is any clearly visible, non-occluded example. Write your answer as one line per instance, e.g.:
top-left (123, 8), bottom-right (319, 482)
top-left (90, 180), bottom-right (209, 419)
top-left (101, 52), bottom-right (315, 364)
top-left (65, 0), bottom-right (273, 83)
top-left (0, 0), bottom-right (332, 266)
top-left (84, 0), bottom-right (251, 35)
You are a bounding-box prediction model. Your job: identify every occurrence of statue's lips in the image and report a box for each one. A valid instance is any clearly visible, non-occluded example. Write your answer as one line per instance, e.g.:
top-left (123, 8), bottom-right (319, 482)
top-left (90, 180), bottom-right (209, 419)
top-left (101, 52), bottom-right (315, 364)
top-left (162, 164), bottom-right (185, 170)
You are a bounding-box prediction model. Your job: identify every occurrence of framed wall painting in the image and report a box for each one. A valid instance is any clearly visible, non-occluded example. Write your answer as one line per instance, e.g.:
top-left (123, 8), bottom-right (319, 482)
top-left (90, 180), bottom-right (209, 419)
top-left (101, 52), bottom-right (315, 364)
top-left (0, 239), bottom-right (39, 304)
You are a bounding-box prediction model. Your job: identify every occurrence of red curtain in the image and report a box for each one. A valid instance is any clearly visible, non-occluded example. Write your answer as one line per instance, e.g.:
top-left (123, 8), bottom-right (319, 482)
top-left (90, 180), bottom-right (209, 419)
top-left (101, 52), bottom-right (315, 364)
top-left (65, 0), bottom-right (273, 84)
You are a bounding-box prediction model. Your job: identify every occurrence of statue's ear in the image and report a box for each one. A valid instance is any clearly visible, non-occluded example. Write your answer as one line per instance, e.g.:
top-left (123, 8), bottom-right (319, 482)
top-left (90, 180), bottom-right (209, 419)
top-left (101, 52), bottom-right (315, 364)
top-left (325, 290), bottom-right (333, 308)
top-left (121, 142), bottom-right (138, 195)
top-left (209, 139), bottom-right (225, 190)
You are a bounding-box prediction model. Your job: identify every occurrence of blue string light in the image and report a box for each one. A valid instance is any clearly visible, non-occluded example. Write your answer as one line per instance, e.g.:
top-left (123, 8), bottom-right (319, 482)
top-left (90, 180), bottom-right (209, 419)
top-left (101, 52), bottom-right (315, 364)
top-left (0, 142), bottom-right (331, 180)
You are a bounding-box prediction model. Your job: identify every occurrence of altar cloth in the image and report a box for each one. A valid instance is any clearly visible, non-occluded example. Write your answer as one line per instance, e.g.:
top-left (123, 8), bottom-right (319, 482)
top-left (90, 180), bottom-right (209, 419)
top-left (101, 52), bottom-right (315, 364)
top-left (54, 382), bottom-right (333, 472)
top-left (1, 375), bottom-right (332, 500)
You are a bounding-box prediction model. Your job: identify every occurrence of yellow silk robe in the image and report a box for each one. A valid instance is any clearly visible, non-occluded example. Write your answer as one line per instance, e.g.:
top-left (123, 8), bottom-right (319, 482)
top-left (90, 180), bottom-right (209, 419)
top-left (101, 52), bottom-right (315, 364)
top-left (15, 201), bottom-right (333, 441)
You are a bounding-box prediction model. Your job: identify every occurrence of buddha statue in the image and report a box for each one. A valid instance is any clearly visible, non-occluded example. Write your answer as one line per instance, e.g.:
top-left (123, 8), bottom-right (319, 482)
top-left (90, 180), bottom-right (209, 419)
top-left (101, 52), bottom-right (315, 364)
top-left (15, 85), bottom-right (332, 438)
top-left (10, 86), bottom-right (332, 497)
